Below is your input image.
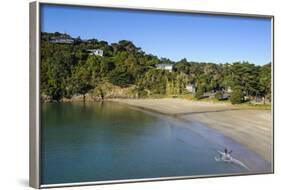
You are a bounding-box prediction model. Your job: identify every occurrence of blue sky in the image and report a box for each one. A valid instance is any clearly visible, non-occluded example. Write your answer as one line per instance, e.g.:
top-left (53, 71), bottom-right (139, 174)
top-left (41, 4), bottom-right (272, 65)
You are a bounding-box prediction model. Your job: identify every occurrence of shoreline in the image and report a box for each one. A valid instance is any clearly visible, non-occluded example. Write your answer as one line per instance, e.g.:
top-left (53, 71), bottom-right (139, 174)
top-left (109, 98), bottom-right (272, 163)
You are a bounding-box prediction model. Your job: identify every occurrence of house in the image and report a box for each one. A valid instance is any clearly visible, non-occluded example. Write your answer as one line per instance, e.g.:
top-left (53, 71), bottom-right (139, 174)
top-left (226, 87), bottom-right (232, 93)
top-left (186, 84), bottom-right (195, 93)
top-left (87, 49), bottom-right (104, 56)
top-left (156, 64), bottom-right (173, 72)
top-left (49, 36), bottom-right (74, 44)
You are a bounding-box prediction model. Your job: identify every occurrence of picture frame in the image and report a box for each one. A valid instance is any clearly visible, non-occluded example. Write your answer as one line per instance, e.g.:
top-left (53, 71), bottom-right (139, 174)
top-left (30, 1), bottom-right (274, 188)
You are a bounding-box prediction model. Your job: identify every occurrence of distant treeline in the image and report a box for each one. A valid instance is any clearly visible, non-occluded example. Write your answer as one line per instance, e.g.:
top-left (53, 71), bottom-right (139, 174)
top-left (40, 32), bottom-right (271, 104)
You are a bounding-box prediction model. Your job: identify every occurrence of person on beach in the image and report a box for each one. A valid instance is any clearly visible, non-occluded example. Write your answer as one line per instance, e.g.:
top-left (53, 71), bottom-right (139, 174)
top-left (222, 148), bottom-right (233, 161)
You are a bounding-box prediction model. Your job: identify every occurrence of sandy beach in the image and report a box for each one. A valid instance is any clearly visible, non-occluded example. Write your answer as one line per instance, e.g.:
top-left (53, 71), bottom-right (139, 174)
top-left (110, 98), bottom-right (272, 162)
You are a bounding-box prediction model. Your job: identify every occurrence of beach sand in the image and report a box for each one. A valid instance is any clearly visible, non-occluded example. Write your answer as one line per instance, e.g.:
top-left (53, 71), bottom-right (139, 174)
top-left (110, 98), bottom-right (272, 162)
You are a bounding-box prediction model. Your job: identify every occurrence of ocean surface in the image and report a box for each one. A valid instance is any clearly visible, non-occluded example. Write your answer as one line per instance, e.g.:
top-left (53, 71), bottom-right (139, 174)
top-left (41, 102), bottom-right (263, 185)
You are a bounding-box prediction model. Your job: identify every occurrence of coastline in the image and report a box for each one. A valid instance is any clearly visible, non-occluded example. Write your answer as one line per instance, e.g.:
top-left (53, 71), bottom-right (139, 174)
top-left (109, 98), bottom-right (272, 163)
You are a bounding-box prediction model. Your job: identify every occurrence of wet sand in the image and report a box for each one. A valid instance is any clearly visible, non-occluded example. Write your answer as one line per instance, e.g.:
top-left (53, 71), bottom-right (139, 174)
top-left (110, 98), bottom-right (272, 162)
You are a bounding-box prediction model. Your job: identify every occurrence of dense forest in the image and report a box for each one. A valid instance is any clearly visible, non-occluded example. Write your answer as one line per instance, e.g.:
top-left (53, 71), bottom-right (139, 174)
top-left (40, 32), bottom-right (271, 104)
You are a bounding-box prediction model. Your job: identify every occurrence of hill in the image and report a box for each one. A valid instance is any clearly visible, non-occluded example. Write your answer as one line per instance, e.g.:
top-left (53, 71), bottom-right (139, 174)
top-left (40, 32), bottom-right (271, 104)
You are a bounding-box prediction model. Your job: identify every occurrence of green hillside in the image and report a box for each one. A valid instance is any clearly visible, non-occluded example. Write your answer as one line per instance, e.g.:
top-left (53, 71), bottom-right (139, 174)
top-left (40, 32), bottom-right (271, 104)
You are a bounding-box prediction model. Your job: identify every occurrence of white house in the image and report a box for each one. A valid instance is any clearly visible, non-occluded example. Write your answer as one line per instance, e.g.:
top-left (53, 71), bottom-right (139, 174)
top-left (156, 64), bottom-right (173, 72)
top-left (186, 84), bottom-right (195, 93)
top-left (87, 49), bottom-right (104, 56)
top-left (226, 87), bottom-right (232, 93)
top-left (50, 37), bottom-right (74, 44)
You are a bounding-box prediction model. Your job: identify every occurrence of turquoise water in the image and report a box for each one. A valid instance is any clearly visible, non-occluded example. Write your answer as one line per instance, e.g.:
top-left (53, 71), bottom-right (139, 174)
top-left (41, 102), bottom-right (251, 185)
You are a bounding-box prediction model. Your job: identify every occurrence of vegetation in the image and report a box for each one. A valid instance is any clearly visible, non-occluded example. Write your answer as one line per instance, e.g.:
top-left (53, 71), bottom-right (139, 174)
top-left (40, 32), bottom-right (272, 105)
top-left (230, 87), bottom-right (244, 104)
top-left (215, 91), bottom-right (224, 100)
top-left (194, 86), bottom-right (205, 99)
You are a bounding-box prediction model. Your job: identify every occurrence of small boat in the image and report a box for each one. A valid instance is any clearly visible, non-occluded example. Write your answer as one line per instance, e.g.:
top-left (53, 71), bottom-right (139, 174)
top-left (215, 150), bottom-right (233, 162)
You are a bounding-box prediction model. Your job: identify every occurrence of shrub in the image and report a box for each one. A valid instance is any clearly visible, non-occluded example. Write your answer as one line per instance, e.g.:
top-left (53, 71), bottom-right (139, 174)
top-left (194, 87), bottom-right (205, 99)
top-left (108, 67), bottom-right (134, 87)
top-left (215, 91), bottom-right (223, 100)
top-left (230, 88), bottom-right (244, 104)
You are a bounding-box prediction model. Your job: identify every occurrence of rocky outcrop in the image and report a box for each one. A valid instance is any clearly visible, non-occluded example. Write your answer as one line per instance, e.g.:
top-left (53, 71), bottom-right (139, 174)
top-left (41, 82), bottom-right (138, 102)
top-left (61, 94), bottom-right (99, 102)
top-left (61, 94), bottom-right (85, 102)
top-left (41, 93), bottom-right (52, 102)
top-left (89, 82), bottom-right (137, 99)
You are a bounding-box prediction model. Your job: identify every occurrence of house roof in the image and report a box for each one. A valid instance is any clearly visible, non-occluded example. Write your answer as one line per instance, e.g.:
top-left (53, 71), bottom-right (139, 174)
top-left (156, 64), bottom-right (173, 67)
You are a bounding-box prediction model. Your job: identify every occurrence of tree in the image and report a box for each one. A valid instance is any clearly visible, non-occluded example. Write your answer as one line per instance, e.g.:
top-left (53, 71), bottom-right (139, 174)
top-left (70, 65), bottom-right (92, 99)
top-left (40, 46), bottom-right (75, 100)
top-left (174, 58), bottom-right (190, 74)
top-left (230, 87), bottom-right (244, 104)
top-left (259, 63), bottom-right (271, 103)
top-left (40, 32), bottom-right (272, 103)
top-left (215, 91), bottom-right (224, 100)
top-left (195, 86), bottom-right (205, 99)
top-left (108, 65), bottom-right (134, 87)
top-left (230, 62), bottom-right (260, 98)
